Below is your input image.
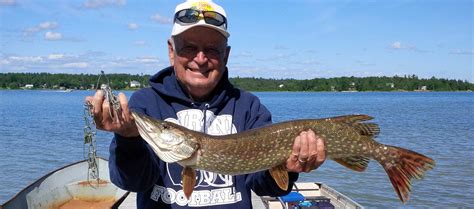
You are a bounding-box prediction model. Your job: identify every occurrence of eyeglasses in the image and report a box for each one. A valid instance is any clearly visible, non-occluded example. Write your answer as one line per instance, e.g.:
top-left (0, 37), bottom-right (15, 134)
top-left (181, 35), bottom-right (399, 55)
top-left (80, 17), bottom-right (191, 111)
top-left (174, 9), bottom-right (227, 29)
top-left (173, 36), bottom-right (226, 59)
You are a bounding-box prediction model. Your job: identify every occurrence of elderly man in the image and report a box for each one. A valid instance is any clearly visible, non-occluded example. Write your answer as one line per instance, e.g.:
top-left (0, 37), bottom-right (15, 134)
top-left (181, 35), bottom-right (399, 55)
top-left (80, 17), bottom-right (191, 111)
top-left (86, 0), bottom-right (325, 208)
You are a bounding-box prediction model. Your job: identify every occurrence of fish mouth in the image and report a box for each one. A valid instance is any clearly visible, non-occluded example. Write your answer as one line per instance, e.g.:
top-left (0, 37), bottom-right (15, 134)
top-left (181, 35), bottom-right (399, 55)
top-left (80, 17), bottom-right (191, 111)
top-left (132, 111), bottom-right (162, 134)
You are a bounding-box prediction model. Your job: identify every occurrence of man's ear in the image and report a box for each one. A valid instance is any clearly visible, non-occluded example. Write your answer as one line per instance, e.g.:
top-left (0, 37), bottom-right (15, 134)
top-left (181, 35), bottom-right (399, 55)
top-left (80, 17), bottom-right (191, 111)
top-left (224, 45), bottom-right (231, 65)
top-left (168, 39), bottom-right (175, 66)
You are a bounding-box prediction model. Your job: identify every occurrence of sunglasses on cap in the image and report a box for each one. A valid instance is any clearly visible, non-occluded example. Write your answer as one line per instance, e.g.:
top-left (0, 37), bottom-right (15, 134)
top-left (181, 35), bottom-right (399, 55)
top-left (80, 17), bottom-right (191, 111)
top-left (174, 9), bottom-right (227, 29)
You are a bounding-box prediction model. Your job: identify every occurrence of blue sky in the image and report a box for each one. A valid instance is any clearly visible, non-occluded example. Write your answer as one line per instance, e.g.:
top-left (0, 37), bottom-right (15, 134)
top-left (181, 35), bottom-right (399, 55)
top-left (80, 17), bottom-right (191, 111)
top-left (1, 0), bottom-right (472, 81)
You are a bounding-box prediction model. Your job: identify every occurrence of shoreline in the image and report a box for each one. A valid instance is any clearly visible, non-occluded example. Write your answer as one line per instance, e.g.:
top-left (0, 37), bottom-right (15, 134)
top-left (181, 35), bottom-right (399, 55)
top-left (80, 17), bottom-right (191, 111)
top-left (1, 88), bottom-right (472, 93)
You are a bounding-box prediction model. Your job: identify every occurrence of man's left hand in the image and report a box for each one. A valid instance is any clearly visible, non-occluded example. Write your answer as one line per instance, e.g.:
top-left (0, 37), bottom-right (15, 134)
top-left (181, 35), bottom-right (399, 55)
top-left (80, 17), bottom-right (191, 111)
top-left (286, 130), bottom-right (326, 173)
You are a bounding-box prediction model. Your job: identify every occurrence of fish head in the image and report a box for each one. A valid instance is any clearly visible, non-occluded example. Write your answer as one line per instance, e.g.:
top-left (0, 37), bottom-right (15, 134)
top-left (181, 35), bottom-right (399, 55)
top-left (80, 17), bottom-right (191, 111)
top-left (131, 111), bottom-right (199, 163)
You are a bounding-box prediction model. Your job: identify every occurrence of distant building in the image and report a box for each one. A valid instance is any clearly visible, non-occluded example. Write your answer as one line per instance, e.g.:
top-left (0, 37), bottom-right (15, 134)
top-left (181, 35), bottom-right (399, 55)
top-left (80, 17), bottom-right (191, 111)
top-left (386, 83), bottom-right (395, 88)
top-left (347, 82), bottom-right (357, 92)
top-left (100, 84), bottom-right (109, 89)
top-left (24, 84), bottom-right (34, 89)
top-left (130, 80), bottom-right (141, 88)
top-left (278, 84), bottom-right (284, 88)
top-left (414, 86), bottom-right (428, 92)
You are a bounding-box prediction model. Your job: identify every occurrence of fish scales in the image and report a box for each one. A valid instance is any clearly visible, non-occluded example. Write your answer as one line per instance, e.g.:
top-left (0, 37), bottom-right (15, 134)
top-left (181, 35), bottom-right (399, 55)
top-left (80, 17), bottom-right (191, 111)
top-left (132, 112), bottom-right (435, 203)
top-left (195, 119), bottom-right (372, 175)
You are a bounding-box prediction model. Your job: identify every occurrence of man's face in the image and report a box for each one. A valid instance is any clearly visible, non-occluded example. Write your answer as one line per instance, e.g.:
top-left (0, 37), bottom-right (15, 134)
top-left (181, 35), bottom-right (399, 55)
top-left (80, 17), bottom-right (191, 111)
top-left (168, 26), bottom-right (230, 101)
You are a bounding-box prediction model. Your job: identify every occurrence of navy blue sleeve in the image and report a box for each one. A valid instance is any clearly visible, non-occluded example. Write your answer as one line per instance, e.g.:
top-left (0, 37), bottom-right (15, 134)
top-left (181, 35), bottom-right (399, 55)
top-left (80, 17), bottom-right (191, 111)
top-left (243, 95), bottom-right (299, 196)
top-left (109, 90), bottom-right (160, 192)
top-left (247, 171), bottom-right (299, 196)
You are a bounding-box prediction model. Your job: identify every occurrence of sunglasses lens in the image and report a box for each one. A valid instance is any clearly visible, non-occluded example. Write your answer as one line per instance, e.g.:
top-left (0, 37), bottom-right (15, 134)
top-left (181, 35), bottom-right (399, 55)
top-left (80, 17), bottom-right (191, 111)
top-left (175, 9), bottom-right (226, 28)
top-left (176, 9), bottom-right (199, 23)
top-left (203, 11), bottom-right (225, 26)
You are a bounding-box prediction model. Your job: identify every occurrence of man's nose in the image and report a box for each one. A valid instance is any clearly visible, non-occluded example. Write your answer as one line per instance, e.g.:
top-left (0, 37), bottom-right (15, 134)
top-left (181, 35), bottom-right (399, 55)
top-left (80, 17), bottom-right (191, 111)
top-left (194, 51), bottom-right (208, 65)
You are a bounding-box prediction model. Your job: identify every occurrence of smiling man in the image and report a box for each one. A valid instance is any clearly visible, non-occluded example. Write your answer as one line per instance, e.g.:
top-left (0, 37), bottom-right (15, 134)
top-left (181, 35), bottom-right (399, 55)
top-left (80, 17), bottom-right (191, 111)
top-left (85, 0), bottom-right (326, 208)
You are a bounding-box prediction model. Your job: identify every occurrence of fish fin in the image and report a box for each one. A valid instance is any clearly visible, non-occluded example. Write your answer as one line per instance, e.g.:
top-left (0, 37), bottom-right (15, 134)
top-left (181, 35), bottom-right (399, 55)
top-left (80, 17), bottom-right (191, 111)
top-left (269, 164), bottom-right (289, 190)
top-left (181, 167), bottom-right (196, 199)
top-left (328, 114), bottom-right (373, 123)
top-left (333, 156), bottom-right (370, 172)
top-left (328, 115), bottom-right (380, 137)
top-left (378, 145), bottom-right (435, 204)
top-left (353, 123), bottom-right (380, 137)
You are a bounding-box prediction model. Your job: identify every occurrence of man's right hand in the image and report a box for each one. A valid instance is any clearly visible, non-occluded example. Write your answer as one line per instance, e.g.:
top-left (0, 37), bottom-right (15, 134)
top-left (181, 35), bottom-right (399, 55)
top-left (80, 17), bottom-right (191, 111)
top-left (85, 90), bottom-right (140, 138)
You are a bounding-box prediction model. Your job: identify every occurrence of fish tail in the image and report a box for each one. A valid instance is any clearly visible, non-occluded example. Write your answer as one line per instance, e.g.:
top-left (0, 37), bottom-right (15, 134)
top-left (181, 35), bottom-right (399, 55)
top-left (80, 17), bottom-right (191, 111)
top-left (375, 145), bottom-right (435, 203)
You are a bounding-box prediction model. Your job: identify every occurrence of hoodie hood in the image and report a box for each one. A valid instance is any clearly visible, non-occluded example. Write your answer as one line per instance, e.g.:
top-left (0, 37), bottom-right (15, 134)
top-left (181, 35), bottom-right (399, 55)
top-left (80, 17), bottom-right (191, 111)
top-left (148, 66), bottom-right (235, 110)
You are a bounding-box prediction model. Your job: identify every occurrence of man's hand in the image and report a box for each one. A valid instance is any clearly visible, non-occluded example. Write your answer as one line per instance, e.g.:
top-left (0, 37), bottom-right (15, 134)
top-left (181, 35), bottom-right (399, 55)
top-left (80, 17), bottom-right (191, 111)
top-left (85, 90), bottom-right (139, 138)
top-left (286, 130), bottom-right (325, 173)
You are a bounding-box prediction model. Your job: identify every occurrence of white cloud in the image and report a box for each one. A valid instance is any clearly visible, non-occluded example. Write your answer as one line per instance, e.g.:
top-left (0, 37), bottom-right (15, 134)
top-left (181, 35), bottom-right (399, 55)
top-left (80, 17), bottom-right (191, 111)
top-left (232, 51), bottom-right (253, 58)
top-left (39, 21), bottom-right (58, 30)
top-left (128, 23), bottom-right (139, 30)
top-left (0, 59), bottom-right (10, 65)
top-left (355, 60), bottom-right (375, 67)
top-left (9, 56), bottom-right (43, 62)
top-left (450, 49), bottom-right (473, 55)
top-left (48, 54), bottom-right (65, 60)
top-left (84, 0), bottom-right (125, 8)
top-left (23, 21), bottom-right (59, 37)
top-left (150, 13), bottom-right (172, 24)
top-left (274, 45), bottom-right (289, 50)
top-left (45, 31), bottom-right (62, 41)
top-left (1, 53), bottom-right (163, 74)
top-left (0, 0), bottom-right (16, 6)
top-left (133, 40), bottom-right (146, 46)
top-left (388, 41), bottom-right (426, 52)
top-left (136, 56), bottom-right (159, 64)
top-left (61, 62), bottom-right (89, 68)
top-left (390, 41), bottom-right (403, 49)
top-left (1, 54), bottom-right (89, 72)
top-left (390, 41), bottom-right (418, 50)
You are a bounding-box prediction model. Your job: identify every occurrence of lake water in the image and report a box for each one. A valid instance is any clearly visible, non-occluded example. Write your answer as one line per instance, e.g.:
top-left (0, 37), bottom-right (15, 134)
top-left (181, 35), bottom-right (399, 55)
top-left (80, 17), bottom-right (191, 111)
top-left (0, 90), bottom-right (473, 208)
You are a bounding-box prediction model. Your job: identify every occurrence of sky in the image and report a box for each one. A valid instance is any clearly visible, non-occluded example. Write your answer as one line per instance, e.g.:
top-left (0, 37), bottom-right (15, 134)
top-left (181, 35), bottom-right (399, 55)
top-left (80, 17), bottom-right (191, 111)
top-left (0, 0), bottom-right (473, 81)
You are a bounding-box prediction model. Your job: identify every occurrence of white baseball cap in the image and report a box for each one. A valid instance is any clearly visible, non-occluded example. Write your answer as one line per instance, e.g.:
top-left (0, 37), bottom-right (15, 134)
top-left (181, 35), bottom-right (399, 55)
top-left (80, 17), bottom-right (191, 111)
top-left (171, 0), bottom-right (229, 38)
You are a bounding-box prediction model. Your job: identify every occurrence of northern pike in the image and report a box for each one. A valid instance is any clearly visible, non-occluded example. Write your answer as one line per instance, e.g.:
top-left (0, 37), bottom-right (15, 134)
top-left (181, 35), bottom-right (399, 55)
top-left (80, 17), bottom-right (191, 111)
top-left (131, 112), bottom-right (435, 203)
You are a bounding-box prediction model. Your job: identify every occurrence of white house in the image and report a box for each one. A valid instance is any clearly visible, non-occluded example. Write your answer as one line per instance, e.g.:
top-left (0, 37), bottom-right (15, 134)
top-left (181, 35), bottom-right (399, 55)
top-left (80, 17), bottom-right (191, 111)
top-left (130, 81), bottom-right (141, 88)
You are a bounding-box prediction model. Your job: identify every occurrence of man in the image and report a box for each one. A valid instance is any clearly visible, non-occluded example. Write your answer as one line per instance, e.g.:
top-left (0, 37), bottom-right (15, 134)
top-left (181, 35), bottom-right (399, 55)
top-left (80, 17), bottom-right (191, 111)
top-left (86, 0), bottom-right (325, 208)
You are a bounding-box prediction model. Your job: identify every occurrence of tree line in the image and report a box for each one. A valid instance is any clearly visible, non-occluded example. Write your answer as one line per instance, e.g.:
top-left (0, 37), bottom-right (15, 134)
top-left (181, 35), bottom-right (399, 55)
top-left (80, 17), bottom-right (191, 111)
top-left (0, 73), bottom-right (148, 90)
top-left (0, 73), bottom-right (472, 92)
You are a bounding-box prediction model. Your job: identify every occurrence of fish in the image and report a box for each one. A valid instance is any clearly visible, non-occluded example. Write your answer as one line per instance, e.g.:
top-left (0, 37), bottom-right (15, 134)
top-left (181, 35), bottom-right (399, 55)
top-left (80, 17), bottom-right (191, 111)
top-left (131, 111), bottom-right (435, 203)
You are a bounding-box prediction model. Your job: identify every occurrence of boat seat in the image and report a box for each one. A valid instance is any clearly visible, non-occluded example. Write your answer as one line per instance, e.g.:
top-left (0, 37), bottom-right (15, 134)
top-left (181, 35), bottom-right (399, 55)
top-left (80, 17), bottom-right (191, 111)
top-left (293, 182), bottom-right (321, 197)
top-left (278, 192), bottom-right (305, 209)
